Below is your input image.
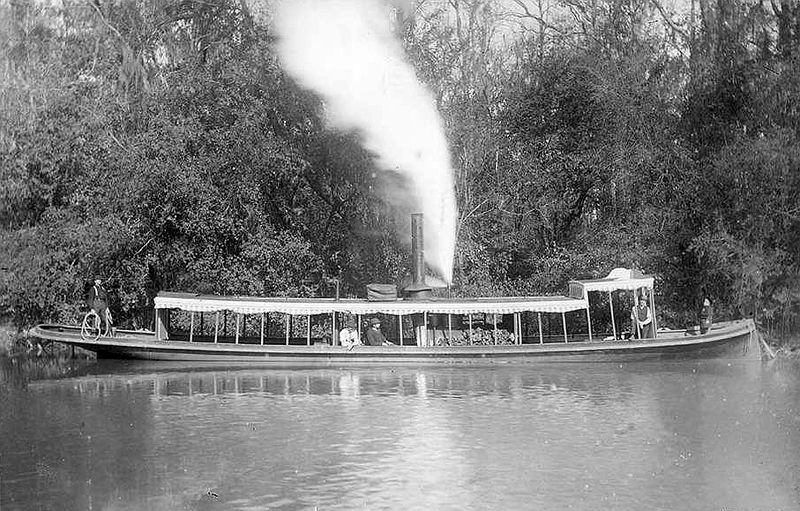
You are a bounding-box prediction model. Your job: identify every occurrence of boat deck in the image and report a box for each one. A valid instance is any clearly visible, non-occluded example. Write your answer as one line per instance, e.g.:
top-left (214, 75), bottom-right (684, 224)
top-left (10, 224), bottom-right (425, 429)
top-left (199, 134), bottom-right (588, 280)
top-left (30, 320), bottom-right (760, 365)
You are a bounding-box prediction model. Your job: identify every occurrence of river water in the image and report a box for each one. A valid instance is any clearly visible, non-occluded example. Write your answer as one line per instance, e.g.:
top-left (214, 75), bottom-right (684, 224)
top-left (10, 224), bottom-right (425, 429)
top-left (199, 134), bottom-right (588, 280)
top-left (1, 357), bottom-right (798, 511)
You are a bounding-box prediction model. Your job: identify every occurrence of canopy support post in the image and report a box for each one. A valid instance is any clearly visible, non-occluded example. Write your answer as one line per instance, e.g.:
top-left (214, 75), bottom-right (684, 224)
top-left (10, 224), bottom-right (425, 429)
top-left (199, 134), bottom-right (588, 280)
top-left (285, 315), bottom-right (290, 345)
top-left (585, 306), bottom-right (593, 342)
top-left (399, 315), bottom-right (404, 346)
top-left (468, 314), bottom-right (473, 345)
top-left (448, 314), bottom-right (452, 345)
top-left (189, 312), bottom-right (194, 343)
top-left (214, 312), bottom-right (219, 344)
top-left (423, 311), bottom-right (428, 347)
top-left (493, 314), bottom-right (498, 345)
top-left (260, 313), bottom-right (265, 345)
top-left (562, 312), bottom-right (568, 343)
top-left (235, 314), bottom-right (240, 344)
top-left (649, 289), bottom-right (658, 338)
top-left (358, 315), bottom-right (362, 343)
top-left (332, 313), bottom-right (337, 346)
top-left (608, 291), bottom-right (617, 340)
top-left (306, 314), bottom-right (311, 346)
top-left (538, 313), bottom-right (543, 344)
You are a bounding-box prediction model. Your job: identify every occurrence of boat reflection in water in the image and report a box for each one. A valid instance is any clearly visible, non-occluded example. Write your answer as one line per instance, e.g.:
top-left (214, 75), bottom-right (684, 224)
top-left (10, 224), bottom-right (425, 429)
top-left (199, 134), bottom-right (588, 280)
top-left (7, 360), bottom-right (799, 510)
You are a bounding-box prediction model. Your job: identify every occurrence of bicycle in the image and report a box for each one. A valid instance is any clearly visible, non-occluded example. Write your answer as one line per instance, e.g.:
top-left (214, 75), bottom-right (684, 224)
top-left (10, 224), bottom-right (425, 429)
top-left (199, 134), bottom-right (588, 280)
top-left (81, 308), bottom-right (113, 341)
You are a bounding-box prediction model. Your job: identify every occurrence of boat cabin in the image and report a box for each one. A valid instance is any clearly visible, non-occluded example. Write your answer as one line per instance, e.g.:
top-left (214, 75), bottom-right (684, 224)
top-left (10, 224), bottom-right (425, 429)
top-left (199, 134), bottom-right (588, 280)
top-left (152, 268), bottom-right (656, 347)
top-left (153, 292), bottom-right (592, 347)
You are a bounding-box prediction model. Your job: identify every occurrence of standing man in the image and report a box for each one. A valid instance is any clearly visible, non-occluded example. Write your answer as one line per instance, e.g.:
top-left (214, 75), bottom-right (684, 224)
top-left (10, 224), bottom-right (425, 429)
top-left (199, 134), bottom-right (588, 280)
top-left (88, 278), bottom-right (113, 334)
top-left (699, 297), bottom-right (714, 334)
top-left (366, 318), bottom-right (394, 346)
top-left (631, 294), bottom-right (654, 339)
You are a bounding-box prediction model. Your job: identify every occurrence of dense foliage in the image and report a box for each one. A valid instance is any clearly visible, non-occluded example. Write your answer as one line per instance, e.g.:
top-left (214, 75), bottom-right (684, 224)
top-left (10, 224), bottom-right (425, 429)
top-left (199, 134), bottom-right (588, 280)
top-left (1, 0), bottom-right (798, 338)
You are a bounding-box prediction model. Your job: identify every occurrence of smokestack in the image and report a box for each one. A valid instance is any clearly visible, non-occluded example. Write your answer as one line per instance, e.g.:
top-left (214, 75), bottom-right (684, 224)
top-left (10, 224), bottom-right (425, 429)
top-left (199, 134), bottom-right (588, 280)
top-left (404, 213), bottom-right (432, 299)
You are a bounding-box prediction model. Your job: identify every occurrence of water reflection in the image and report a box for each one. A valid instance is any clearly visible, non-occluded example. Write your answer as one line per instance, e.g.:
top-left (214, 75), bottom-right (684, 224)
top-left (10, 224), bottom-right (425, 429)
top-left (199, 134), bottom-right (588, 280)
top-left (0, 352), bottom-right (95, 389)
top-left (1, 359), bottom-right (798, 510)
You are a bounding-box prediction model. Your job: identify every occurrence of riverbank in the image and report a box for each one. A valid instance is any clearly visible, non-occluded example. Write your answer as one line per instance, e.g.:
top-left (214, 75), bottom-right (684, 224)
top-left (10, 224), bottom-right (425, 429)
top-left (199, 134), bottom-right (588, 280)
top-left (0, 320), bottom-right (46, 356)
top-left (0, 319), bottom-right (18, 356)
top-left (1, 320), bottom-right (95, 359)
top-left (764, 333), bottom-right (800, 360)
top-left (0, 321), bottom-right (96, 387)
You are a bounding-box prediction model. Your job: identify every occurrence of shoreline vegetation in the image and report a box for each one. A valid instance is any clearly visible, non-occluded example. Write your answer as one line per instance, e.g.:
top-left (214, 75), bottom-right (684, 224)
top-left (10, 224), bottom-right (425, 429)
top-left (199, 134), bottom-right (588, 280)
top-left (0, 322), bottom-right (95, 387)
top-left (2, 0), bottom-right (798, 339)
top-left (767, 336), bottom-right (800, 360)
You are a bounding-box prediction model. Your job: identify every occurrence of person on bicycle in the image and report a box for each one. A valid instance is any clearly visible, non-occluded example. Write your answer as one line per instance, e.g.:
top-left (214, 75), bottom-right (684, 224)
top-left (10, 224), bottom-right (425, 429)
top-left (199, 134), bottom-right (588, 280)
top-left (87, 278), bottom-right (112, 334)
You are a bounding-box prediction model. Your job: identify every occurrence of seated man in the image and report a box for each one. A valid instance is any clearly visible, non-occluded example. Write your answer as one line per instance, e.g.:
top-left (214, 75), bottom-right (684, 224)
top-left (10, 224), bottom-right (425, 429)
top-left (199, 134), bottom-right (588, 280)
top-left (365, 318), bottom-right (394, 346)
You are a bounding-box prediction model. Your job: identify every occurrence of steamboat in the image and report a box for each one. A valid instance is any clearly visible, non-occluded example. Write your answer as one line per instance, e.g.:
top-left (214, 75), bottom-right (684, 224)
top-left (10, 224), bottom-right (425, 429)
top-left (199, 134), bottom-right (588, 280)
top-left (31, 215), bottom-right (760, 364)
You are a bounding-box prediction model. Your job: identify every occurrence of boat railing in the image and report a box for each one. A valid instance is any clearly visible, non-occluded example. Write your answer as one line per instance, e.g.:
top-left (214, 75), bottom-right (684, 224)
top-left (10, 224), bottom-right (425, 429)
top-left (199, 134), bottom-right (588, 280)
top-left (161, 308), bottom-right (622, 347)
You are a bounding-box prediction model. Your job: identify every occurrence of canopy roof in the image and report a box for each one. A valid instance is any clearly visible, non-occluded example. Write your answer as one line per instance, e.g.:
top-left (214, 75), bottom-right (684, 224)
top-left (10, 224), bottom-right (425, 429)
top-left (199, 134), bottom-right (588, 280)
top-left (154, 292), bottom-right (588, 316)
top-left (568, 268), bottom-right (654, 299)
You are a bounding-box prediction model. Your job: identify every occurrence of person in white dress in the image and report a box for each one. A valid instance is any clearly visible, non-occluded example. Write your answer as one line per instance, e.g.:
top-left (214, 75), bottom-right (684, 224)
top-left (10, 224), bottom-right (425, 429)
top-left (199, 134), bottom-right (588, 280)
top-left (339, 318), bottom-right (361, 350)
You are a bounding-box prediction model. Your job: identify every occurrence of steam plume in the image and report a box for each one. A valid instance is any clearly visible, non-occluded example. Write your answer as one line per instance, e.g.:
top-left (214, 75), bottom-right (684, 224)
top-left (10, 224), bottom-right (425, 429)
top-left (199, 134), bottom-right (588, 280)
top-left (274, 0), bottom-right (457, 283)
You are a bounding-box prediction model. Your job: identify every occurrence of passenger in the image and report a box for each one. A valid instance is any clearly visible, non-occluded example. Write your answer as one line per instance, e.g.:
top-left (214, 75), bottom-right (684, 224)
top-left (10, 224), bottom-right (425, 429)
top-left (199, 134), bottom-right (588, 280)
top-left (366, 318), bottom-right (394, 346)
top-left (699, 297), bottom-right (714, 334)
top-left (339, 318), bottom-right (361, 350)
top-left (631, 294), bottom-right (654, 339)
top-left (87, 278), bottom-right (113, 334)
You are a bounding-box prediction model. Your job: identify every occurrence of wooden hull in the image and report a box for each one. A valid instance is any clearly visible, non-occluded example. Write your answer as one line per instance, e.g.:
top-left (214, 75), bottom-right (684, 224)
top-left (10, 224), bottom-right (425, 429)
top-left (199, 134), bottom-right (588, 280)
top-left (30, 319), bottom-right (761, 365)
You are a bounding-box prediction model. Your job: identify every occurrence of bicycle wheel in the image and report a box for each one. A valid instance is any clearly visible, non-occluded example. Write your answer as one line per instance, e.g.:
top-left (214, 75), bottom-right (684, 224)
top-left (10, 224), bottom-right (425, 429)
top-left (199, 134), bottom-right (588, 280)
top-left (81, 311), bottom-right (101, 341)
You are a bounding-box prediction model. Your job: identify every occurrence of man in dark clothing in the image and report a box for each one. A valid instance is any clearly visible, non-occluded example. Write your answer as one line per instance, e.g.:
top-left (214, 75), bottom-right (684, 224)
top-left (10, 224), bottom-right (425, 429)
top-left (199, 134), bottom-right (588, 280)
top-left (632, 294), bottom-right (654, 339)
top-left (87, 279), bottom-right (112, 333)
top-left (699, 297), bottom-right (713, 334)
top-left (365, 318), bottom-right (394, 346)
